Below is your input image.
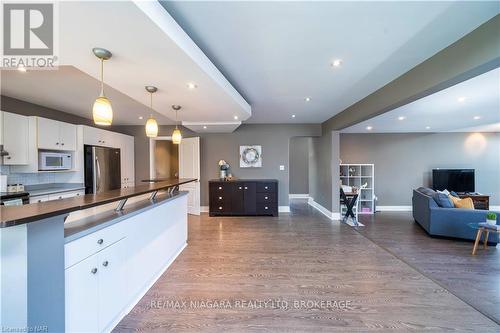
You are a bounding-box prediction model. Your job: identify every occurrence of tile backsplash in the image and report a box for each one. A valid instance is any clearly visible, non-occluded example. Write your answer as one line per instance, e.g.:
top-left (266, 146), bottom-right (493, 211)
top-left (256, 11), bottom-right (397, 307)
top-left (0, 165), bottom-right (68, 185)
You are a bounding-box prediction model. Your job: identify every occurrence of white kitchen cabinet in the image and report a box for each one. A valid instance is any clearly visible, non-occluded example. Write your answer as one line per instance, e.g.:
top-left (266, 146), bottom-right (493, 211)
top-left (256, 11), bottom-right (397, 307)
top-left (48, 190), bottom-right (85, 201)
top-left (29, 195), bottom-right (50, 204)
top-left (0, 111), bottom-right (3, 145)
top-left (65, 254), bottom-right (100, 333)
top-left (37, 117), bottom-right (76, 151)
top-left (119, 135), bottom-right (135, 188)
top-left (83, 126), bottom-right (114, 147)
top-left (65, 238), bottom-right (127, 333)
top-left (3, 112), bottom-right (29, 165)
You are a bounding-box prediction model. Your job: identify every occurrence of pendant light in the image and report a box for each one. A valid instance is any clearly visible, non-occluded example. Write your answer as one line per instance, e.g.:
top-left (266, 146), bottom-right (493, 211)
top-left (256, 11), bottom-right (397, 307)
top-left (171, 105), bottom-right (182, 144)
top-left (144, 86), bottom-right (159, 137)
top-left (92, 48), bottom-right (113, 126)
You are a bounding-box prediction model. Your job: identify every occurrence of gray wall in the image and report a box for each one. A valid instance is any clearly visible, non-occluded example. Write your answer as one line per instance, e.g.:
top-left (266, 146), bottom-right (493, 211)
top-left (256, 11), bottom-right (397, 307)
top-left (114, 124), bottom-right (321, 206)
top-left (289, 137), bottom-right (310, 194)
top-left (340, 132), bottom-right (500, 206)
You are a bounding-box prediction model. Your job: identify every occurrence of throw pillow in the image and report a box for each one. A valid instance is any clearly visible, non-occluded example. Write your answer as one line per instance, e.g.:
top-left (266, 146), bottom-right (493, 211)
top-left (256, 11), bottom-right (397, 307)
top-left (448, 195), bottom-right (475, 209)
top-left (433, 192), bottom-right (454, 208)
top-left (449, 191), bottom-right (460, 198)
top-left (439, 189), bottom-right (450, 196)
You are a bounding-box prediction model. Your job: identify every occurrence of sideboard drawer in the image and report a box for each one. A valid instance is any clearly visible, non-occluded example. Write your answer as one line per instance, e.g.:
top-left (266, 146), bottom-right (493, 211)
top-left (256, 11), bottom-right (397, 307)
top-left (256, 182), bottom-right (276, 193)
top-left (256, 203), bottom-right (275, 215)
top-left (209, 182), bottom-right (227, 194)
top-left (257, 192), bottom-right (276, 203)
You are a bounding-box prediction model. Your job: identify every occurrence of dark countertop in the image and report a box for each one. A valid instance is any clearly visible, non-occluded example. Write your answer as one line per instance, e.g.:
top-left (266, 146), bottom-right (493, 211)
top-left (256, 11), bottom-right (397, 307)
top-left (209, 179), bottom-right (278, 182)
top-left (0, 178), bottom-right (196, 228)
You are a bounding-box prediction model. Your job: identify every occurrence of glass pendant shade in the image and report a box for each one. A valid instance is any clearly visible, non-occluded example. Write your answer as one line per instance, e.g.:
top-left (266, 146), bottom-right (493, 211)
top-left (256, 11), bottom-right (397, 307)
top-left (172, 127), bottom-right (182, 144)
top-left (92, 96), bottom-right (113, 126)
top-left (145, 117), bottom-right (158, 138)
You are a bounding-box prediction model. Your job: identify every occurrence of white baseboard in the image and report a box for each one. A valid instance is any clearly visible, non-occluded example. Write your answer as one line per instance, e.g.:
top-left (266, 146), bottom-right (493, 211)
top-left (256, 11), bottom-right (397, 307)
top-left (200, 206), bottom-right (209, 213)
top-left (289, 194), bottom-right (309, 199)
top-left (377, 206), bottom-right (412, 212)
top-left (308, 197), bottom-right (340, 220)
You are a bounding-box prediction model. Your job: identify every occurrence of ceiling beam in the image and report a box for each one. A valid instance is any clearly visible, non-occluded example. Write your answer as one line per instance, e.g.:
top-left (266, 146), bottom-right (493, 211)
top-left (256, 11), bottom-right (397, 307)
top-left (323, 15), bottom-right (500, 131)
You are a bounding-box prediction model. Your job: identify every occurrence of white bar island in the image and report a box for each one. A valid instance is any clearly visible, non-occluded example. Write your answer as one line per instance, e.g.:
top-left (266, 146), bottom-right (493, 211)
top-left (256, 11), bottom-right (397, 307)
top-left (0, 179), bottom-right (194, 333)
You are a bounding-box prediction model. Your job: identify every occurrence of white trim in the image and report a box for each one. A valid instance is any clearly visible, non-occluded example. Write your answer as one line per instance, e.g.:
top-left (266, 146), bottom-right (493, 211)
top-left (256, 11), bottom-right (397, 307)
top-left (308, 197), bottom-right (341, 220)
top-left (377, 206), bottom-right (412, 211)
top-left (105, 242), bottom-right (187, 333)
top-left (289, 194), bottom-right (309, 199)
top-left (148, 136), bottom-right (173, 179)
top-left (279, 206), bottom-right (290, 213)
top-left (200, 206), bottom-right (209, 213)
top-left (490, 206), bottom-right (500, 211)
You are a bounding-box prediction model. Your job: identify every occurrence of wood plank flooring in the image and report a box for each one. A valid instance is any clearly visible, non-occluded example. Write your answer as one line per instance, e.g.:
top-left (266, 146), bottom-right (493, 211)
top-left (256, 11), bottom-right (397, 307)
top-left (115, 201), bottom-right (499, 332)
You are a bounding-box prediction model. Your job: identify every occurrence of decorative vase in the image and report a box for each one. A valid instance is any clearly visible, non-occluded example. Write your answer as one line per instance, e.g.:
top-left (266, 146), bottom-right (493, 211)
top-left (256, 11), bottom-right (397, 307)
top-left (486, 218), bottom-right (496, 226)
top-left (220, 170), bottom-right (226, 180)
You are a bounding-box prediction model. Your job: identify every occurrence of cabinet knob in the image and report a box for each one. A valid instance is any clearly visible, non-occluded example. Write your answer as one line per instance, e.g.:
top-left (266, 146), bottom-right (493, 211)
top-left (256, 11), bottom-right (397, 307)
top-left (265, 186), bottom-right (268, 189)
top-left (219, 197), bottom-right (222, 200)
top-left (244, 187), bottom-right (248, 190)
top-left (102, 261), bottom-right (109, 267)
top-left (6, 156), bottom-right (11, 159)
top-left (218, 187), bottom-right (222, 190)
top-left (58, 196), bottom-right (62, 199)
top-left (265, 196), bottom-right (268, 200)
top-left (61, 143), bottom-right (65, 146)
top-left (97, 239), bottom-right (104, 245)
top-left (38, 200), bottom-right (42, 203)
top-left (91, 268), bottom-right (98, 274)
top-left (238, 187), bottom-right (242, 190)
top-left (219, 206), bottom-right (222, 210)
top-left (56, 142), bottom-right (59, 145)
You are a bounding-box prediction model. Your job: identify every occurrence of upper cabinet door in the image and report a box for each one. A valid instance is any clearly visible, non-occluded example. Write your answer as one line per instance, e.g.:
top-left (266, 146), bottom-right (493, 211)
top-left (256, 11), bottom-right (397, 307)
top-left (3, 112), bottom-right (29, 165)
top-left (37, 117), bottom-right (61, 150)
top-left (59, 122), bottom-right (77, 151)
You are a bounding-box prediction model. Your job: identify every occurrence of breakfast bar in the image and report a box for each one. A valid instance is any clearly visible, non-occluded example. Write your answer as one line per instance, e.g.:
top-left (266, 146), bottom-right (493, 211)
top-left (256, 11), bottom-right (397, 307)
top-left (0, 178), bottom-right (195, 333)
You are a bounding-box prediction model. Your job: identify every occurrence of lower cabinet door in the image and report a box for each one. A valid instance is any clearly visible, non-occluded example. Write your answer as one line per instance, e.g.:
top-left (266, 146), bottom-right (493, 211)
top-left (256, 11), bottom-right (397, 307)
top-left (65, 255), bottom-right (100, 333)
top-left (231, 183), bottom-right (245, 214)
top-left (243, 182), bottom-right (257, 214)
top-left (98, 238), bottom-right (127, 332)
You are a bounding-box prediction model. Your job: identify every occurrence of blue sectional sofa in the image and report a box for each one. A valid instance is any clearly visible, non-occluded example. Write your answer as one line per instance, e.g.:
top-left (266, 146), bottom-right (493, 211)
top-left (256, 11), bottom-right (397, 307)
top-left (412, 187), bottom-right (499, 244)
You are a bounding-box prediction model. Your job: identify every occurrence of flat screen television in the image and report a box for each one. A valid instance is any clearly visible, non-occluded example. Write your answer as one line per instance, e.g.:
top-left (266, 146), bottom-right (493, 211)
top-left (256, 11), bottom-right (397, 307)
top-left (432, 169), bottom-right (475, 193)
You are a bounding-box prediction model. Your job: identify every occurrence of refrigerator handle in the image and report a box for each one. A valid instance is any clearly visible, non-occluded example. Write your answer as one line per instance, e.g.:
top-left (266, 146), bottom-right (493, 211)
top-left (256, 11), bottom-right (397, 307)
top-left (96, 156), bottom-right (102, 193)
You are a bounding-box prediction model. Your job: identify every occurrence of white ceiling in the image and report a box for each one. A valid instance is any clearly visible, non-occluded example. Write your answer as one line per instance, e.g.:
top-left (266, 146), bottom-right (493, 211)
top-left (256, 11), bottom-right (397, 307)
top-left (1, 66), bottom-right (172, 125)
top-left (1, 1), bottom-right (251, 130)
top-left (160, 1), bottom-right (499, 123)
top-left (342, 67), bottom-right (500, 133)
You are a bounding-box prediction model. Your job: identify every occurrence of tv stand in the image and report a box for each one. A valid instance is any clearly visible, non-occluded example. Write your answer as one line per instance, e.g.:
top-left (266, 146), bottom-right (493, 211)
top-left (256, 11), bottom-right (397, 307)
top-left (458, 194), bottom-right (489, 210)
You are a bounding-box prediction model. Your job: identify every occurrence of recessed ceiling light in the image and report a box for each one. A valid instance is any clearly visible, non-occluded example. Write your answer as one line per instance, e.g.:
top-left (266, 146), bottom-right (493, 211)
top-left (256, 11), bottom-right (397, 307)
top-left (457, 97), bottom-right (466, 103)
top-left (17, 66), bottom-right (27, 72)
top-left (138, 116), bottom-right (143, 120)
top-left (425, 126), bottom-right (431, 130)
top-left (366, 126), bottom-right (373, 131)
top-left (473, 116), bottom-right (481, 120)
top-left (304, 97), bottom-right (311, 102)
top-left (398, 116), bottom-right (406, 121)
top-left (331, 59), bottom-right (342, 67)
top-left (187, 82), bottom-right (197, 89)
top-left (234, 116), bottom-right (238, 120)
top-left (203, 125), bottom-right (207, 129)
top-left (292, 114), bottom-right (296, 118)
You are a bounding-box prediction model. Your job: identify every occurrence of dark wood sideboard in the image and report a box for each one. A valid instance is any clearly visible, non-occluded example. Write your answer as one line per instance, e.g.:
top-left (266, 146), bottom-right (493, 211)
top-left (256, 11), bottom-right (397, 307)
top-left (458, 194), bottom-right (489, 210)
top-left (209, 179), bottom-right (278, 217)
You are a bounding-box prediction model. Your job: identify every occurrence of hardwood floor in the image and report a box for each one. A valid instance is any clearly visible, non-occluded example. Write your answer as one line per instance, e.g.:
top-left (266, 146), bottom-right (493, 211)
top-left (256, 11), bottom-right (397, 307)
top-left (115, 201), bottom-right (499, 332)
top-left (356, 211), bottom-right (500, 325)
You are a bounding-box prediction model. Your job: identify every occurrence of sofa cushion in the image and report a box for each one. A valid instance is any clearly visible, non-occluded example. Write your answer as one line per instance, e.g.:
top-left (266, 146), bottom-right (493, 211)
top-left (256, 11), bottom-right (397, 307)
top-left (417, 187), bottom-right (436, 197)
top-left (449, 195), bottom-right (475, 209)
top-left (449, 191), bottom-right (460, 198)
top-left (433, 192), bottom-right (454, 208)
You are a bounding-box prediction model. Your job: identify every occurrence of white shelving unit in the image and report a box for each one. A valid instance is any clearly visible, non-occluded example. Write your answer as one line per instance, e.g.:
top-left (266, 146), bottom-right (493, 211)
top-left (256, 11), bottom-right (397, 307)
top-left (340, 164), bottom-right (375, 215)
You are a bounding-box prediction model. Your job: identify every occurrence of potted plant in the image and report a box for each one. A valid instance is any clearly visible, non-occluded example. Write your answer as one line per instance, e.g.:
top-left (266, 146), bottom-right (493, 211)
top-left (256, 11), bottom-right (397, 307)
top-left (486, 212), bottom-right (497, 226)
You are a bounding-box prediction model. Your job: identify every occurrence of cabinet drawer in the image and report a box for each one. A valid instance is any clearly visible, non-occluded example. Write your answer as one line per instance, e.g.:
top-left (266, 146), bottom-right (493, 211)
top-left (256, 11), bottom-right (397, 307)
top-left (256, 182), bottom-right (276, 193)
top-left (210, 182), bottom-right (228, 194)
top-left (29, 195), bottom-right (49, 204)
top-left (65, 221), bottom-right (128, 269)
top-left (48, 190), bottom-right (85, 201)
top-left (257, 192), bottom-right (277, 203)
top-left (256, 203), bottom-right (275, 215)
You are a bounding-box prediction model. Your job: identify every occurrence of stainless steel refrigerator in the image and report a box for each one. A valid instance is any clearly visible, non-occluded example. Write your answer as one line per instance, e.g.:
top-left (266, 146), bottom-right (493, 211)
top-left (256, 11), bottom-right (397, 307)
top-left (84, 145), bottom-right (121, 194)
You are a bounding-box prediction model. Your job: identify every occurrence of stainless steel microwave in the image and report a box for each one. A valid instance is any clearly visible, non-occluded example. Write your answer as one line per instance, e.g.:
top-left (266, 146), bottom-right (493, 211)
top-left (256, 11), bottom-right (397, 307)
top-left (38, 152), bottom-right (72, 170)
